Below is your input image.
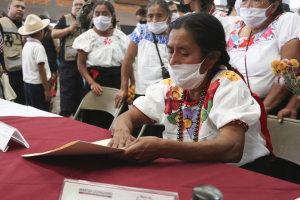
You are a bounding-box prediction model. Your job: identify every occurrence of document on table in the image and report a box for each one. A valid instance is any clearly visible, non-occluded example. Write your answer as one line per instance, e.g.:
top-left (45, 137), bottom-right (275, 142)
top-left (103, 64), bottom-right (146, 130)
top-left (0, 121), bottom-right (29, 152)
top-left (60, 179), bottom-right (179, 200)
top-left (22, 139), bottom-right (123, 157)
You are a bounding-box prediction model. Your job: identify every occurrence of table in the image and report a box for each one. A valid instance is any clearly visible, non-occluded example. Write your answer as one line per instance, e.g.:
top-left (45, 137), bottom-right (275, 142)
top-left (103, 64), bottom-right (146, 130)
top-left (1, 116), bottom-right (300, 200)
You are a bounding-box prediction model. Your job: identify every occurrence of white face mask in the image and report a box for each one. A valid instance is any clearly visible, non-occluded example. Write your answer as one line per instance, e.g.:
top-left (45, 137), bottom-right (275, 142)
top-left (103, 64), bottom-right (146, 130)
top-left (93, 16), bottom-right (112, 31)
top-left (147, 17), bottom-right (169, 34)
top-left (171, 13), bottom-right (179, 22)
top-left (168, 57), bottom-right (208, 90)
top-left (234, 0), bottom-right (242, 16)
top-left (240, 4), bottom-right (273, 28)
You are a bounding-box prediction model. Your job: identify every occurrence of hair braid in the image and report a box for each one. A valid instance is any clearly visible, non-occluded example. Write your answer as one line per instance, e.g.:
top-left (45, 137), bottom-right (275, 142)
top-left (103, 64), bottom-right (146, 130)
top-left (200, 0), bottom-right (208, 12)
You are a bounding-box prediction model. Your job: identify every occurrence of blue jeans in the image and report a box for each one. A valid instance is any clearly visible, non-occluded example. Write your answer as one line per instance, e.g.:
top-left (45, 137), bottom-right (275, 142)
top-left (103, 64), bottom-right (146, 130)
top-left (24, 82), bottom-right (50, 112)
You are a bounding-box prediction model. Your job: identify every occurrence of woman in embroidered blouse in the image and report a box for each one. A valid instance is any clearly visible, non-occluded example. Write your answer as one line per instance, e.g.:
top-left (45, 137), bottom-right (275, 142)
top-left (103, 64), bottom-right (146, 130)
top-left (108, 13), bottom-right (272, 173)
top-left (180, 0), bottom-right (236, 40)
top-left (114, 0), bottom-right (171, 108)
top-left (73, 1), bottom-right (129, 128)
top-left (227, 0), bottom-right (300, 121)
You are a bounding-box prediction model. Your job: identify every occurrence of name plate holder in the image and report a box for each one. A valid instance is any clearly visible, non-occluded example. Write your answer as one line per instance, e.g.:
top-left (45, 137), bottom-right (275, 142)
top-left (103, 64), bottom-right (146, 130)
top-left (60, 179), bottom-right (179, 200)
top-left (0, 121), bottom-right (29, 152)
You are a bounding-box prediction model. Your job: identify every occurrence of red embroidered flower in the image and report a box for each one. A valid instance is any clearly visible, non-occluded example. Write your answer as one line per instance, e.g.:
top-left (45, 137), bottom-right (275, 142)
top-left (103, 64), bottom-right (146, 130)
top-left (89, 69), bottom-right (99, 79)
top-left (164, 87), bottom-right (181, 114)
top-left (104, 38), bottom-right (112, 45)
top-left (239, 37), bottom-right (254, 48)
top-left (203, 79), bottom-right (220, 110)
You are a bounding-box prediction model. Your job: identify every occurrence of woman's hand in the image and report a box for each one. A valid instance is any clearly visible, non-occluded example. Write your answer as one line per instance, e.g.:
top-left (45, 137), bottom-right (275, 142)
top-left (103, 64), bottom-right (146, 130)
top-left (110, 137), bottom-right (163, 163)
top-left (277, 108), bottom-right (297, 122)
top-left (107, 128), bottom-right (136, 149)
top-left (90, 82), bottom-right (103, 96)
top-left (114, 89), bottom-right (127, 108)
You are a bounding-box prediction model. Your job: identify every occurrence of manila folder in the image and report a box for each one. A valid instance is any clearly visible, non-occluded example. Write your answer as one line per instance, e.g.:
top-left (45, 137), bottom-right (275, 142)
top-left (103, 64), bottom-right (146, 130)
top-left (22, 139), bottom-right (123, 157)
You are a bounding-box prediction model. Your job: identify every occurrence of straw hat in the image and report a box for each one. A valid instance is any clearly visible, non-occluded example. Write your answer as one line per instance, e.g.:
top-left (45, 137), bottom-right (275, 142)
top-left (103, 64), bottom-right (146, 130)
top-left (18, 14), bottom-right (50, 35)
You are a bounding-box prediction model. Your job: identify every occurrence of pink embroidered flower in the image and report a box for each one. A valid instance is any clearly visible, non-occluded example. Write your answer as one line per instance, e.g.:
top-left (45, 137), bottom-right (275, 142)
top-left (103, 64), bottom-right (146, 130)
top-left (92, 35), bottom-right (95, 38)
top-left (227, 36), bottom-right (234, 50)
top-left (260, 26), bottom-right (274, 39)
top-left (104, 38), bottom-right (112, 45)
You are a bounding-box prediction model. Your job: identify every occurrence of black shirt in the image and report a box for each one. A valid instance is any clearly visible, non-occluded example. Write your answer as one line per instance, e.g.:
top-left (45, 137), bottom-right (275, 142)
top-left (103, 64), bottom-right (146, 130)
top-left (54, 14), bottom-right (77, 64)
top-left (0, 17), bottom-right (23, 71)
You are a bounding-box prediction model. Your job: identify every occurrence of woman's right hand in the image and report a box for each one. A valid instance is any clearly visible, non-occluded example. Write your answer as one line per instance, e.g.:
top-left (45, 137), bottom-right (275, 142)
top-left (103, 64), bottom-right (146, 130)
top-left (90, 82), bottom-right (103, 96)
top-left (114, 89), bottom-right (128, 108)
top-left (107, 128), bottom-right (136, 149)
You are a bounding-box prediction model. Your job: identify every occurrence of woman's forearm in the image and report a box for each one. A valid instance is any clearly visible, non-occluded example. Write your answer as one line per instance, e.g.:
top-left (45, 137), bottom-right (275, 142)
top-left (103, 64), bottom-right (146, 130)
top-left (78, 63), bottom-right (94, 86)
top-left (263, 83), bottom-right (291, 113)
top-left (285, 94), bottom-right (300, 111)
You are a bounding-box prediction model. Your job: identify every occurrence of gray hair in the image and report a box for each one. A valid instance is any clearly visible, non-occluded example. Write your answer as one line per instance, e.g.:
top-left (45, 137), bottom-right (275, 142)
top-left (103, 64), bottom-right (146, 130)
top-left (8, 0), bottom-right (25, 7)
top-left (147, 0), bottom-right (172, 17)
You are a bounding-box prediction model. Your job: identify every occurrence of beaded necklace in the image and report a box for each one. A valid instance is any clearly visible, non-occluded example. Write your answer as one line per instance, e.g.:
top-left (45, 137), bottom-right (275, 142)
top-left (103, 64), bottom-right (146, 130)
top-left (176, 82), bottom-right (210, 142)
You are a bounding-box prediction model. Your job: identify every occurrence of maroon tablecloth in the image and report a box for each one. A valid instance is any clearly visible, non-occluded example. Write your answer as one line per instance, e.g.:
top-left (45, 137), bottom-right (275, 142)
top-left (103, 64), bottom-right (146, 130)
top-left (1, 116), bottom-right (300, 200)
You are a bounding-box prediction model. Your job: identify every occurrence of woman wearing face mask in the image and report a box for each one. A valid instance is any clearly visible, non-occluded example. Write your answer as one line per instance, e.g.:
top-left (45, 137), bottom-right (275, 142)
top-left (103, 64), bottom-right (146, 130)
top-left (108, 13), bottom-right (272, 174)
top-left (227, 0), bottom-right (300, 122)
top-left (72, 1), bottom-right (129, 128)
top-left (115, 0), bottom-right (171, 123)
top-left (180, 0), bottom-right (236, 40)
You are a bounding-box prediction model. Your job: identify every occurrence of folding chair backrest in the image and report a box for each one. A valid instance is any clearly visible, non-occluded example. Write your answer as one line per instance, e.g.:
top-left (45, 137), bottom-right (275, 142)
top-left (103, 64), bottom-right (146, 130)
top-left (73, 87), bottom-right (123, 130)
top-left (267, 115), bottom-right (300, 166)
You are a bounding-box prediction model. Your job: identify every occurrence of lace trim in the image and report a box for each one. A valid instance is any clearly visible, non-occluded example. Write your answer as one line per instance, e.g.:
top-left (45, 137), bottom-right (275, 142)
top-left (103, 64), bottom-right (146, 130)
top-left (231, 119), bottom-right (249, 132)
top-left (132, 104), bottom-right (157, 125)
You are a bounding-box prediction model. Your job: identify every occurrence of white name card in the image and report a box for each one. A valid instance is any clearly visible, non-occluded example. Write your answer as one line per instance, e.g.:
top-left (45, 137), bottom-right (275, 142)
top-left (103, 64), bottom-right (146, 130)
top-left (60, 179), bottom-right (179, 200)
top-left (0, 121), bottom-right (29, 152)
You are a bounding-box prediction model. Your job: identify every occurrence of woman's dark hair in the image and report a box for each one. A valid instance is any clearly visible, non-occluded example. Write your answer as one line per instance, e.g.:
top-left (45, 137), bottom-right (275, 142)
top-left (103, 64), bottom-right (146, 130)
top-left (92, 0), bottom-right (116, 27)
top-left (200, 0), bottom-right (214, 13)
top-left (136, 8), bottom-right (147, 16)
top-left (147, 0), bottom-right (172, 18)
top-left (39, 15), bottom-right (50, 33)
top-left (269, 0), bottom-right (284, 17)
top-left (227, 0), bottom-right (236, 15)
top-left (168, 13), bottom-right (233, 77)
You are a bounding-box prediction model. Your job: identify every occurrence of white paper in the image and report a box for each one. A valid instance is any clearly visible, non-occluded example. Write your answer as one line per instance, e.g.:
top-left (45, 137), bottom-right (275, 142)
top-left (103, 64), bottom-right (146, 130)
top-left (0, 121), bottom-right (29, 152)
top-left (60, 179), bottom-right (179, 200)
top-left (0, 99), bottom-right (61, 117)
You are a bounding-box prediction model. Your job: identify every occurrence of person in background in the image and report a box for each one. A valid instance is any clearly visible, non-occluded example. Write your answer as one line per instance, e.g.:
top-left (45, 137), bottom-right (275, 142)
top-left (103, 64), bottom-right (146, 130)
top-left (52, 0), bottom-right (84, 118)
top-left (115, 0), bottom-right (171, 138)
top-left (0, 0), bottom-right (25, 104)
top-left (135, 8), bottom-right (147, 27)
top-left (0, 30), bottom-right (4, 98)
top-left (180, 0), bottom-right (236, 40)
top-left (109, 13), bottom-right (272, 175)
top-left (39, 15), bottom-right (60, 98)
top-left (73, 0), bottom-right (129, 129)
top-left (227, 0), bottom-right (241, 23)
top-left (168, 1), bottom-right (180, 22)
top-left (282, 3), bottom-right (291, 13)
top-left (0, 11), bottom-right (7, 19)
top-left (18, 15), bottom-right (51, 111)
top-left (227, 0), bottom-right (300, 122)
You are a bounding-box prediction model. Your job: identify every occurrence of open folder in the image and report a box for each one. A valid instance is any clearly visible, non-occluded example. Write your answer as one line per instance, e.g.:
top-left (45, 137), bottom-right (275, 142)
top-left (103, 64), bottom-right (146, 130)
top-left (22, 139), bottom-right (124, 157)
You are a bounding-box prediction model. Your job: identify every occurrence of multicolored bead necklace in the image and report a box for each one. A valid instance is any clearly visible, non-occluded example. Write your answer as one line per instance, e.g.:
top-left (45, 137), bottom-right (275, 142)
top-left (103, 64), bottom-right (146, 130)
top-left (176, 82), bottom-right (210, 142)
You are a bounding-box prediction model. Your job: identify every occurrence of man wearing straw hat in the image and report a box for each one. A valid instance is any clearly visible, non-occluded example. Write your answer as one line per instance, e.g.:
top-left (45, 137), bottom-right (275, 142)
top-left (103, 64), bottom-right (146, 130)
top-left (18, 14), bottom-right (51, 112)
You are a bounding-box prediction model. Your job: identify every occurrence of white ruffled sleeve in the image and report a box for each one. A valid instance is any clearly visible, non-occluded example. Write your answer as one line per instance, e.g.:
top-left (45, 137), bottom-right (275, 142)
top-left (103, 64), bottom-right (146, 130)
top-left (72, 31), bottom-right (92, 53)
top-left (219, 16), bottom-right (237, 41)
top-left (209, 77), bottom-right (261, 130)
top-left (276, 13), bottom-right (300, 50)
top-left (133, 80), bottom-right (169, 124)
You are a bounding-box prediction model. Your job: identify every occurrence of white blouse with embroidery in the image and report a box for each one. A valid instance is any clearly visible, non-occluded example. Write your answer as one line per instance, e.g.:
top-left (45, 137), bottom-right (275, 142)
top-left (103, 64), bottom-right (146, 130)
top-left (133, 70), bottom-right (270, 167)
top-left (72, 28), bottom-right (129, 68)
top-left (227, 13), bottom-right (300, 98)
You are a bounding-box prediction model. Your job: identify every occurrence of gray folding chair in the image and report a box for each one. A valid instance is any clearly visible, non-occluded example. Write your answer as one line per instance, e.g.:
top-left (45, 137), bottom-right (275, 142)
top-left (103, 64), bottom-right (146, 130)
top-left (267, 115), bottom-right (300, 166)
top-left (73, 87), bottom-right (124, 130)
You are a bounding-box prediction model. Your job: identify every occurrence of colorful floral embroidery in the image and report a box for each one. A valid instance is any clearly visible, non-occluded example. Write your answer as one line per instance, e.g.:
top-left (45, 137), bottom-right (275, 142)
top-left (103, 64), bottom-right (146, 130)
top-left (104, 38), bottom-right (112, 45)
top-left (227, 14), bottom-right (284, 52)
top-left (202, 79), bottom-right (220, 123)
top-left (165, 86), bottom-right (182, 115)
top-left (162, 78), bottom-right (173, 86)
top-left (219, 71), bottom-right (241, 82)
top-left (182, 108), bottom-right (198, 139)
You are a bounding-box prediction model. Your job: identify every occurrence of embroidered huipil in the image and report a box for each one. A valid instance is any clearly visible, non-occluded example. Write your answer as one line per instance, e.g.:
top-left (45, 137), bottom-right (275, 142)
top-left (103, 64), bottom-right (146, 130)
top-left (134, 70), bottom-right (270, 167)
top-left (227, 13), bottom-right (300, 98)
top-left (129, 24), bottom-right (168, 95)
top-left (72, 28), bottom-right (129, 67)
top-left (212, 10), bottom-right (237, 41)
